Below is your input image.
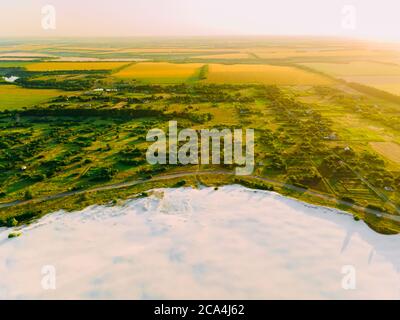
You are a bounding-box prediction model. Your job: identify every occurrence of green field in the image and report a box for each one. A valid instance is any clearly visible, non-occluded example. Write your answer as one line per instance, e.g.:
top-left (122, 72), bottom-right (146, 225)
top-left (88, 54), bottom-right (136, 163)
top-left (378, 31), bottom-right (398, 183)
top-left (0, 61), bottom-right (33, 68)
top-left (0, 85), bottom-right (61, 110)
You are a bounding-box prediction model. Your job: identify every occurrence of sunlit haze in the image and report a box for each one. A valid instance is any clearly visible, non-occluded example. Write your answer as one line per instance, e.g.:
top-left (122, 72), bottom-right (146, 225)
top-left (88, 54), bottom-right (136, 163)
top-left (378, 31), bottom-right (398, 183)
top-left (1, 0), bottom-right (400, 41)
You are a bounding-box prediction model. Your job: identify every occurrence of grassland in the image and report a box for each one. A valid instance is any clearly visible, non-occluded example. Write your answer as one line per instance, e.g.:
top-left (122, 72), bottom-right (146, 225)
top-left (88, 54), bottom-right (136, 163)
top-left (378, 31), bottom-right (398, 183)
top-left (205, 64), bottom-right (332, 85)
top-left (0, 85), bottom-right (60, 110)
top-left (113, 62), bottom-right (205, 83)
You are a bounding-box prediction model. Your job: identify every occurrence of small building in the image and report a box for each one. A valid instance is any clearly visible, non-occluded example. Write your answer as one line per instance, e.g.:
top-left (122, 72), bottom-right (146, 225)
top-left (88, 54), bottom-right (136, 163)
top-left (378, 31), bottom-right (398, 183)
top-left (323, 133), bottom-right (337, 140)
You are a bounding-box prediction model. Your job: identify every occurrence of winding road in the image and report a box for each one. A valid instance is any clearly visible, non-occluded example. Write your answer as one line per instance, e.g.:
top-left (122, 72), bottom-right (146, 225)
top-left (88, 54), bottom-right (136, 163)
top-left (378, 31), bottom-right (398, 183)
top-left (1, 169), bottom-right (400, 223)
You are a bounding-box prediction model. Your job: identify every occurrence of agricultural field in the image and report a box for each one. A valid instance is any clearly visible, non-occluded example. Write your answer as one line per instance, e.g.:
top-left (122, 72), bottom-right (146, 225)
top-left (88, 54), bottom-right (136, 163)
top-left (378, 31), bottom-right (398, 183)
top-left (0, 61), bottom-right (33, 68)
top-left (113, 62), bottom-right (205, 83)
top-left (205, 64), bottom-right (333, 85)
top-left (301, 61), bottom-right (400, 95)
top-left (252, 48), bottom-right (389, 60)
top-left (0, 85), bottom-right (60, 110)
top-left (302, 61), bottom-right (400, 76)
top-left (25, 61), bottom-right (131, 71)
top-left (370, 142), bottom-right (400, 165)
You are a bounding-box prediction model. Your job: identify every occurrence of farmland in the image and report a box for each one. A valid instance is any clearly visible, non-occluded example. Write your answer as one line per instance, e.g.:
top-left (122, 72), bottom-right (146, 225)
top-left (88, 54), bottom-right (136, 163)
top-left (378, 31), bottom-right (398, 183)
top-left (1, 37), bottom-right (400, 233)
top-left (26, 61), bottom-right (131, 71)
top-left (301, 61), bottom-right (400, 95)
top-left (0, 61), bottom-right (33, 68)
top-left (205, 64), bottom-right (333, 85)
top-left (0, 85), bottom-right (60, 110)
top-left (113, 62), bottom-right (205, 83)
top-left (370, 142), bottom-right (400, 165)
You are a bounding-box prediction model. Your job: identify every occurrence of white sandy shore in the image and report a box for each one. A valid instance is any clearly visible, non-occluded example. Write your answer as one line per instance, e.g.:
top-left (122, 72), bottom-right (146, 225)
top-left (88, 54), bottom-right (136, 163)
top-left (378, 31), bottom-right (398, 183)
top-left (0, 185), bottom-right (399, 299)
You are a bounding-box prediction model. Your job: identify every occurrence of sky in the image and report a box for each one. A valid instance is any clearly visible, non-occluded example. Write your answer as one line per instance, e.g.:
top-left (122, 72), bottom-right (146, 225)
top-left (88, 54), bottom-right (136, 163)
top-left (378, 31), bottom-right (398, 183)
top-left (1, 0), bottom-right (400, 41)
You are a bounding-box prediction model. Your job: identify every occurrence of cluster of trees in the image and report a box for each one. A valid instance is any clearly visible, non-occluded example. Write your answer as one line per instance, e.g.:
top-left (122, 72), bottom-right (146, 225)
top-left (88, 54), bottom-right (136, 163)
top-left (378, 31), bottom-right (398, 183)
top-left (167, 93), bottom-right (254, 104)
top-left (118, 147), bottom-right (146, 166)
top-left (287, 167), bottom-right (322, 188)
top-left (83, 166), bottom-right (118, 182)
top-left (12, 68), bottom-right (109, 91)
top-left (114, 83), bottom-right (260, 95)
top-left (18, 78), bottom-right (95, 91)
top-left (234, 178), bottom-right (274, 191)
top-left (319, 155), bottom-right (349, 177)
top-left (20, 107), bottom-right (164, 120)
top-left (136, 165), bottom-right (167, 179)
top-left (169, 110), bottom-right (213, 124)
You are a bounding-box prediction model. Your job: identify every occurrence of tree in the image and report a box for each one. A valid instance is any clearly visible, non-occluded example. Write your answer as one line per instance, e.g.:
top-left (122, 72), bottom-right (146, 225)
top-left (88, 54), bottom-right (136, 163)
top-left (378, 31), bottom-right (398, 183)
top-left (24, 190), bottom-right (33, 200)
top-left (7, 217), bottom-right (18, 227)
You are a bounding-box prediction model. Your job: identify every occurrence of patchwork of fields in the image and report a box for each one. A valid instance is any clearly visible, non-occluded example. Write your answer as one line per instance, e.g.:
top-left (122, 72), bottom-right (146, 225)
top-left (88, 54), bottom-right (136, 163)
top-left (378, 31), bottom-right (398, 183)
top-left (1, 38), bottom-right (400, 232)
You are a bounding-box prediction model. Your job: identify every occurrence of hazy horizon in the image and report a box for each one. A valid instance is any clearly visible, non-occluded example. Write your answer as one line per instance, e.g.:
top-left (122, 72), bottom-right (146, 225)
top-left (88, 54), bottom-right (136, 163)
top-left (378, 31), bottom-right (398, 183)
top-left (1, 0), bottom-right (400, 42)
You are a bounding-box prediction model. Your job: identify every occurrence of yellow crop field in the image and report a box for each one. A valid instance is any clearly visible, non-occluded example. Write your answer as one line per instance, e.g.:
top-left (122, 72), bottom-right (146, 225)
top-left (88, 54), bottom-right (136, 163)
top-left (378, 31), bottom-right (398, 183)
top-left (371, 82), bottom-right (400, 95)
top-left (370, 142), bottom-right (400, 164)
top-left (252, 49), bottom-right (384, 59)
top-left (302, 61), bottom-right (400, 76)
top-left (205, 64), bottom-right (332, 85)
top-left (303, 61), bottom-right (400, 95)
top-left (113, 62), bottom-right (205, 83)
top-left (26, 61), bottom-right (130, 71)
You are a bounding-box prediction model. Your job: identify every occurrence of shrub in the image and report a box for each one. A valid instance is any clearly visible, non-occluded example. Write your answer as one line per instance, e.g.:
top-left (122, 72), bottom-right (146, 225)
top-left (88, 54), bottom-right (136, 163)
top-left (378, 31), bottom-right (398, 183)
top-left (84, 166), bottom-right (117, 181)
top-left (174, 180), bottom-right (186, 187)
top-left (24, 190), bottom-right (33, 200)
top-left (6, 217), bottom-right (18, 227)
top-left (340, 196), bottom-right (355, 205)
top-left (366, 204), bottom-right (385, 213)
top-left (8, 232), bottom-right (21, 239)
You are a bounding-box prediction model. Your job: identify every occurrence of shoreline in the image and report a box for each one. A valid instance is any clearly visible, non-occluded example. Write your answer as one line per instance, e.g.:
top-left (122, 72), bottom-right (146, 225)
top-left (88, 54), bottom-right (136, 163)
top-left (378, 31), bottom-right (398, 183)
top-left (1, 170), bottom-right (400, 235)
